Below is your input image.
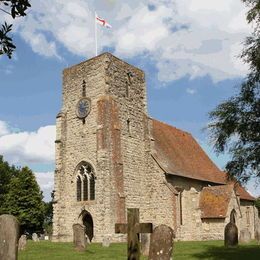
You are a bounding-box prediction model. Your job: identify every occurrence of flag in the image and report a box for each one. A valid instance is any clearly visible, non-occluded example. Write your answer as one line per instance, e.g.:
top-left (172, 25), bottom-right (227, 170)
top-left (96, 14), bottom-right (112, 28)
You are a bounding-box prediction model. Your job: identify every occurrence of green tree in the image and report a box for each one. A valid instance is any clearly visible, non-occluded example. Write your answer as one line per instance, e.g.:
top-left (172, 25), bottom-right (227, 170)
top-left (2, 166), bottom-right (45, 234)
top-left (0, 0), bottom-right (31, 58)
top-left (208, 0), bottom-right (260, 183)
top-left (255, 197), bottom-right (260, 217)
top-left (0, 155), bottom-right (18, 214)
top-left (43, 191), bottom-right (54, 235)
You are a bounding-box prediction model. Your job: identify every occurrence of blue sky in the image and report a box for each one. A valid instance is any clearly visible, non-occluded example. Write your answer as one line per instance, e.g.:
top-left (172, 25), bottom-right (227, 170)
top-left (0, 0), bottom-right (259, 201)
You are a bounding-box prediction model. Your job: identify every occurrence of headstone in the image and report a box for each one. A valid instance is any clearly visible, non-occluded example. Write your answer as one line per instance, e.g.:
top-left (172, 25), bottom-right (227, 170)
top-left (141, 233), bottom-right (150, 256)
top-left (148, 225), bottom-right (175, 260)
top-left (73, 223), bottom-right (87, 251)
top-left (102, 235), bottom-right (111, 247)
top-left (39, 234), bottom-right (45, 241)
top-left (18, 235), bottom-right (27, 251)
top-left (115, 208), bottom-right (153, 260)
top-left (85, 234), bottom-right (91, 245)
top-left (32, 233), bottom-right (39, 242)
top-left (255, 225), bottom-right (260, 243)
top-left (239, 228), bottom-right (251, 243)
top-left (44, 235), bottom-right (49, 241)
top-left (224, 222), bottom-right (238, 247)
top-left (0, 214), bottom-right (20, 260)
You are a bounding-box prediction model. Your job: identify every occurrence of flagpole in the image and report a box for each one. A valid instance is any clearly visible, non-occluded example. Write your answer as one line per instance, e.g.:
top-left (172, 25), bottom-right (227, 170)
top-left (95, 11), bottom-right (98, 56)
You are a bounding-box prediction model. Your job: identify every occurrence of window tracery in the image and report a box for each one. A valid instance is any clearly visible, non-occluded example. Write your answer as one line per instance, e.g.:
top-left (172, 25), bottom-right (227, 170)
top-left (76, 162), bottom-right (95, 201)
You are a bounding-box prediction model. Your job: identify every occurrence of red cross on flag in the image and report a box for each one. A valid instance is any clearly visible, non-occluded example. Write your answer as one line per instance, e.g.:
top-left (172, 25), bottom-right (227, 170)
top-left (96, 14), bottom-right (112, 28)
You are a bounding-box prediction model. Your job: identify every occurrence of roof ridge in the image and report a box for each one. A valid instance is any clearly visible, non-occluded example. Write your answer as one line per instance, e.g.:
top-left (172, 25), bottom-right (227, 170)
top-left (149, 117), bottom-right (192, 136)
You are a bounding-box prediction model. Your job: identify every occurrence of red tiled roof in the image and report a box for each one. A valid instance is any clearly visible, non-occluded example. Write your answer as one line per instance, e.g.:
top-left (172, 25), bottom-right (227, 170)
top-left (199, 185), bottom-right (233, 218)
top-left (151, 119), bottom-right (227, 184)
top-left (233, 182), bottom-right (255, 201)
top-left (151, 119), bottom-right (255, 201)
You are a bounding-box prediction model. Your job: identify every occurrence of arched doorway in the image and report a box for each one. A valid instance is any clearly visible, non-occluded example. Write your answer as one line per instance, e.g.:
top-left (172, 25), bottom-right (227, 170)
top-left (81, 211), bottom-right (94, 241)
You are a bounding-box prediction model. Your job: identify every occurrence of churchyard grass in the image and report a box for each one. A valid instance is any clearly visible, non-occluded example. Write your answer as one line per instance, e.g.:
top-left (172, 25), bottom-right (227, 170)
top-left (19, 240), bottom-right (260, 260)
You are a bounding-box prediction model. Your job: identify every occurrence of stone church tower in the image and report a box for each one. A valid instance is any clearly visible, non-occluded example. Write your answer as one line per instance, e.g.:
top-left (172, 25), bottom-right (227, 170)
top-left (53, 53), bottom-right (149, 242)
top-left (53, 53), bottom-right (257, 242)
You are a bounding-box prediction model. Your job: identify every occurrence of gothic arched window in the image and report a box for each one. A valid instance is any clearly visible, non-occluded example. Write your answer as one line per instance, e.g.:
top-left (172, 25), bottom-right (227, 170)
top-left (76, 162), bottom-right (95, 201)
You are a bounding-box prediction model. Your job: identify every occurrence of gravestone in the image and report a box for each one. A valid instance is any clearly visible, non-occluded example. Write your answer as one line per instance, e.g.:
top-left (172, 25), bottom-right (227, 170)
top-left (0, 214), bottom-right (20, 260)
top-left (39, 234), bottom-right (45, 241)
top-left (141, 233), bottom-right (150, 256)
top-left (86, 234), bottom-right (90, 245)
top-left (73, 223), bottom-right (87, 251)
top-left (224, 222), bottom-right (238, 247)
top-left (255, 225), bottom-right (260, 243)
top-left (32, 233), bottom-right (39, 242)
top-left (115, 208), bottom-right (153, 260)
top-left (148, 225), bottom-right (175, 260)
top-left (18, 235), bottom-right (27, 251)
top-left (239, 228), bottom-right (251, 243)
top-left (102, 235), bottom-right (111, 247)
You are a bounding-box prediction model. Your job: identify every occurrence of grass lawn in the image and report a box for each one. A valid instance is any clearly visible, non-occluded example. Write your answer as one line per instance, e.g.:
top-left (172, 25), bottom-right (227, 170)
top-left (19, 240), bottom-right (260, 260)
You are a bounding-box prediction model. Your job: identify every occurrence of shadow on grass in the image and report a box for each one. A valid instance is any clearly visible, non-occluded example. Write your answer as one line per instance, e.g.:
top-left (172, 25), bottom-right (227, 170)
top-left (192, 244), bottom-right (260, 260)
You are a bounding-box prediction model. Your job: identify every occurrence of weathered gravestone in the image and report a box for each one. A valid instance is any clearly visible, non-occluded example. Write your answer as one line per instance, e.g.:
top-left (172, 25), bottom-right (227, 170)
top-left (239, 228), bottom-right (251, 243)
top-left (0, 214), bottom-right (20, 260)
top-left (115, 208), bottom-right (153, 260)
top-left (141, 233), bottom-right (150, 256)
top-left (255, 225), bottom-right (260, 244)
top-left (224, 222), bottom-right (238, 247)
top-left (102, 235), bottom-right (111, 247)
top-left (18, 235), bottom-right (27, 251)
top-left (32, 233), bottom-right (39, 242)
top-left (73, 223), bottom-right (87, 251)
top-left (148, 225), bottom-right (175, 260)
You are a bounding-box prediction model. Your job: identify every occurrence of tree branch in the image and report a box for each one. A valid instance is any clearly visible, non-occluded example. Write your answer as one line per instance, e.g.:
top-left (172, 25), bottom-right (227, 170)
top-left (0, 7), bottom-right (11, 16)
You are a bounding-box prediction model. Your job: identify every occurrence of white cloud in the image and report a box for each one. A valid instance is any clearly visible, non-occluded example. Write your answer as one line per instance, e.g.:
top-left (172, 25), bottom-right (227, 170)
top-left (186, 88), bottom-right (196, 95)
top-left (34, 171), bottom-right (54, 201)
top-left (0, 124), bottom-right (55, 165)
top-left (0, 121), bottom-right (55, 201)
top-left (0, 121), bottom-right (10, 137)
top-left (14, 0), bottom-right (251, 82)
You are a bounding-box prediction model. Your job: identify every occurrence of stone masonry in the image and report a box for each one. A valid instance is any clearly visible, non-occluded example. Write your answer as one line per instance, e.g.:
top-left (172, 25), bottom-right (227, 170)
top-left (53, 53), bottom-right (258, 242)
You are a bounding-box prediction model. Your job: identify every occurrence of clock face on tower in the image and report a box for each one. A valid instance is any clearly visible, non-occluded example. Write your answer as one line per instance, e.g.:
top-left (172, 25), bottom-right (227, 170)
top-left (76, 98), bottom-right (91, 119)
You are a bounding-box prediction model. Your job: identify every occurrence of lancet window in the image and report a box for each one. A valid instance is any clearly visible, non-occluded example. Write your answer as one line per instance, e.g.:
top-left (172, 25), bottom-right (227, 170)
top-left (76, 162), bottom-right (95, 201)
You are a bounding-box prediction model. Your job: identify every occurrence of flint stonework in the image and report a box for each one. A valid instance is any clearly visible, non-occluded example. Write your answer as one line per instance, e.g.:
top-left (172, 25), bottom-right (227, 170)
top-left (73, 224), bottom-right (87, 251)
top-left (224, 222), bottom-right (238, 247)
top-left (0, 214), bottom-right (20, 260)
top-left (148, 225), bottom-right (174, 260)
top-left (52, 52), bottom-right (258, 243)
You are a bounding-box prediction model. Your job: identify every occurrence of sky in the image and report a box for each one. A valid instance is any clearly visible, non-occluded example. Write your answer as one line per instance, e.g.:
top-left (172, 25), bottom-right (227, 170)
top-left (0, 0), bottom-right (259, 201)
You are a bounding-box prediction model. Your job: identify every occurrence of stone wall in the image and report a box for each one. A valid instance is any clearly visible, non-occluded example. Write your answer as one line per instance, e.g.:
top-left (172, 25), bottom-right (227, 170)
top-left (53, 53), bottom-right (257, 243)
top-left (53, 53), bottom-right (149, 242)
top-left (53, 54), bottom-right (109, 242)
top-left (239, 200), bottom-right (256, 239)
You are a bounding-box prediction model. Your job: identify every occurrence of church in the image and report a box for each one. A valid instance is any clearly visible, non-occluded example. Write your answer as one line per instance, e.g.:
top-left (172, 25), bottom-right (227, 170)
top-left (52, 53), bottom-right (257, 242)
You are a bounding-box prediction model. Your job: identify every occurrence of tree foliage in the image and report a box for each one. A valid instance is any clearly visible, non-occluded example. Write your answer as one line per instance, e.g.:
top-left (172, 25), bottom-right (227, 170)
top-left (0, 156), bottom-right (45, 234)
top-left (0, 155), bottom-right (18, 214)
top-left (43, 190), bottom-right (54, 235)
top-left (208, 0), bottom-right (260, 183)
top-left (0, 0), bottom-right (31, 58)
top-left (255, 197), bottom-right (260, 217)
